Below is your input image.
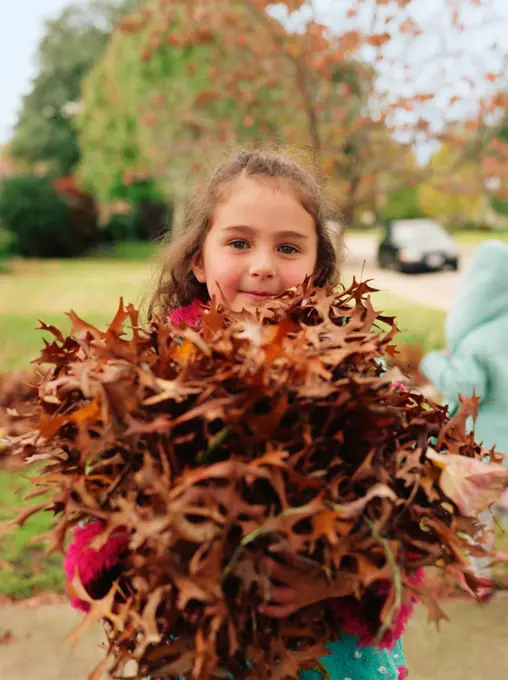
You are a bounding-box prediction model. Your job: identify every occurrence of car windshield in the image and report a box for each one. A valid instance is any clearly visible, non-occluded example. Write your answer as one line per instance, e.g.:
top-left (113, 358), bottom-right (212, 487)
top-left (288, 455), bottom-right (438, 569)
top-left (391, 220), bottom-right (452, 248)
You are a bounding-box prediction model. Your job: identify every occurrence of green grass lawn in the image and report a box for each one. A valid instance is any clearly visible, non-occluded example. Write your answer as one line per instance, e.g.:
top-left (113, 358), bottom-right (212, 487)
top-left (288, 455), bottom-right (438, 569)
top-left (0, 249), bottom-right (447, 598)
top-left (453, 229), bottom-right (508, 246)
top-left (0, 469), bottom-right (64, 597)
top-left (0, 255), bottom-right (157, 371)
top-left (368, 290), bottom-right (445, 352)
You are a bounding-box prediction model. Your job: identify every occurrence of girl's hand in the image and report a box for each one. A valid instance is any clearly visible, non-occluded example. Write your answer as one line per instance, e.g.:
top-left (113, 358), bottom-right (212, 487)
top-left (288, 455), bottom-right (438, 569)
top-left (257, 545), bottom-right (358, 618)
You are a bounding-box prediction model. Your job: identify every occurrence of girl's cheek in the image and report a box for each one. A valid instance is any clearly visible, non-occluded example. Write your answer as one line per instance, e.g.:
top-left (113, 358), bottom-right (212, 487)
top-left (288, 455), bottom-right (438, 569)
top-left (283, 260), bottom-right (314, 287)
top-left (213, 260), bottom-right (243, 292)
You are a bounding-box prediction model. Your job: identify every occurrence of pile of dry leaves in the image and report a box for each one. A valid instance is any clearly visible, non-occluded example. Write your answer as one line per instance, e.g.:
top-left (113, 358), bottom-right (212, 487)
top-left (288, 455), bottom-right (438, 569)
top-left (7, 280), bottom-right (508, 680)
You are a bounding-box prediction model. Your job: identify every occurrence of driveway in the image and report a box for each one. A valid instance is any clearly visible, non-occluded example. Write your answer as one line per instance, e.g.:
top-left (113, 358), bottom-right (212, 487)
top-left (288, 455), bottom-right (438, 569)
top-left (342, 235), bottom-right (475, 312)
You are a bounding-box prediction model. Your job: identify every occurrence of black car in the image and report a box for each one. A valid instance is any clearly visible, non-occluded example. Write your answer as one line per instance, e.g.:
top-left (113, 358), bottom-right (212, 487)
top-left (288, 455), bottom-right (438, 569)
top-left (378, 219), bottom-right (459, 273)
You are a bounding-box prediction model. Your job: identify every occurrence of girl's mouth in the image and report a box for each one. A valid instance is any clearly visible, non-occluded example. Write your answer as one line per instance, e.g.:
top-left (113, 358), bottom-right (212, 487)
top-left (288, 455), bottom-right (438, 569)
top-left (241, 291), bottom-right (275, 301)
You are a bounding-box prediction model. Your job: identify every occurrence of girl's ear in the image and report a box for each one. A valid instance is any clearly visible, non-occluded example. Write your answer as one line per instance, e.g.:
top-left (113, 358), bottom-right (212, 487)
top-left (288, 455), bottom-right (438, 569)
top-left (191, 252), bottom-right (206, 283)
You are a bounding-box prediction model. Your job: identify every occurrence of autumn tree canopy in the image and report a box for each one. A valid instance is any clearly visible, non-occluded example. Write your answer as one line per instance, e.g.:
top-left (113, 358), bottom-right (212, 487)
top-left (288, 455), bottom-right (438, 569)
top-left (78, 0), bottom-right (508, 226)
top-left (418, 138), bottom-right (487, 227)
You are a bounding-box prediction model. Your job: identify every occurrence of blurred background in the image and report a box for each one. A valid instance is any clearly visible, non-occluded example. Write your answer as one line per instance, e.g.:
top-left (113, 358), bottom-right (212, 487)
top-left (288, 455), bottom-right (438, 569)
top-left (1, 1), bottom-right (508, 678)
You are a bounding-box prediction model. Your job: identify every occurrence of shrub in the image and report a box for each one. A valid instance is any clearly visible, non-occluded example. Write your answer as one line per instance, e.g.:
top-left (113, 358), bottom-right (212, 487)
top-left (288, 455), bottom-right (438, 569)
top-left (0, 174), bottom-right (99, 257)
top-left (108, 178), bottom-right (172, 241)
top-left (104, 212), bottom-right (141, 243)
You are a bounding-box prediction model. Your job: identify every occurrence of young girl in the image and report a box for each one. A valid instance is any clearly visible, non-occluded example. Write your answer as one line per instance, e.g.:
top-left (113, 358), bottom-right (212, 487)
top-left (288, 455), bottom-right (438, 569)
top-left (420, 239), bottom-right (508, 598)
top-left (65, 149), bottom-right (417, 679)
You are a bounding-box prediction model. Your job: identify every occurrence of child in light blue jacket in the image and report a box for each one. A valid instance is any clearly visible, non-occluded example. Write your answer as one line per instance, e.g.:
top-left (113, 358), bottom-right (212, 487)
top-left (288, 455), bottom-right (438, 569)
top-left (420, 239), bottom-right (508, 592)
top-left (421, 240), bottom-right (508, 453)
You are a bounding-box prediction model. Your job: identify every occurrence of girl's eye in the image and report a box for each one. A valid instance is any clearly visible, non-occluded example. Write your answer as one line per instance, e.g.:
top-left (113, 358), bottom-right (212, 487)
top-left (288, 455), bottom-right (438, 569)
top-left (279, 244), bottom-right (299, 255)
top-left (229, 239), bottom-right (249, 250)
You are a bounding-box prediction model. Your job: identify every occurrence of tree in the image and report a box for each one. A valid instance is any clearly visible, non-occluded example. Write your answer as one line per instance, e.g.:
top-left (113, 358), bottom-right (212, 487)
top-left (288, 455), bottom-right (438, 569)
top-left (78, 0), bottom-right (301, 223)
top-left (78, 0), bottom-right (508, 227)
top-left (80, 0), bottom-right (413, 225)
top-left (417, 139), bottom-right (486, 227)
top-left (9, 0), bottom-right (138, 175)
top-left (380, 185), bottom-right (426, 222)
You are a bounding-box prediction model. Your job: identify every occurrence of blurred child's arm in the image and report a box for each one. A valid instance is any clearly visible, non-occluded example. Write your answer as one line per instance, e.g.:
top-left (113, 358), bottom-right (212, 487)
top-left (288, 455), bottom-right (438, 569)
top-left (420, 350), bottom-right (487, 405)
top-left (64, 520), bottom-right (128, 611)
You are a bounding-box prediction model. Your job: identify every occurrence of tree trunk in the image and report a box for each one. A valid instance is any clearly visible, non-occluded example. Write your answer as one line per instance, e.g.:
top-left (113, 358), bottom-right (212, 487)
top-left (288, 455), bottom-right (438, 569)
top-left (171, 193), bottom-right (186, 236)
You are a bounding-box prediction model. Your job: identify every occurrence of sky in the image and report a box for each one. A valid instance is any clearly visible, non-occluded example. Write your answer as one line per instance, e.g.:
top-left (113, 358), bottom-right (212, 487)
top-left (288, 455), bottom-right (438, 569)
top-left (0, 0), bottom-right (73, 144)
top-left (0, 0), bottom-right (507, 147)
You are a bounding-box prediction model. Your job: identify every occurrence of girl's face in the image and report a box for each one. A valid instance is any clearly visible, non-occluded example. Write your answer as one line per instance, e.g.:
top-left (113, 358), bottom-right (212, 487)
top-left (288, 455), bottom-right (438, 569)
top-left (192, 177), bottom-right (318, 312)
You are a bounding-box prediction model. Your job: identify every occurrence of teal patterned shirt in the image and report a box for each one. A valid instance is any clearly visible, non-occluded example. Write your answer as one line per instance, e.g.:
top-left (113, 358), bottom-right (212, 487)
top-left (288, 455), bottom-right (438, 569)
top-left (300, 635), bottom-right (406, 680)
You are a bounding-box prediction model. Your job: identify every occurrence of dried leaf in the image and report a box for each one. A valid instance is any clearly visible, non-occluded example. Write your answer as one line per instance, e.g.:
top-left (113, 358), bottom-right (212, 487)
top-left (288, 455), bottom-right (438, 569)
top-left (427, 449), bottom-right (508, 516)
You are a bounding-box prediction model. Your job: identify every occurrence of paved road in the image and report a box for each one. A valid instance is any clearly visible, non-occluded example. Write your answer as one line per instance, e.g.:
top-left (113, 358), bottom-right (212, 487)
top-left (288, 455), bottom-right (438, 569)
top-left (342, 235), bottom-right (475, 312)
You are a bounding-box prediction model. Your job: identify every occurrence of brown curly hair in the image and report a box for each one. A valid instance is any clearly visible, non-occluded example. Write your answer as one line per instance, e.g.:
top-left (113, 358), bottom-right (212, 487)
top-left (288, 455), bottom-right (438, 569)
top-left (148, 148), bottom-right (342, 320)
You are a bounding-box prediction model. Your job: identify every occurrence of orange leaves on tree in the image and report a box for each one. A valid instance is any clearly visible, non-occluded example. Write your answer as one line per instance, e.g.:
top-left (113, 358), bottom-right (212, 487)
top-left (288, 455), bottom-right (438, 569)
top-left (400, 18), bottom-right (422, 36)
top-left (118, 14), bottom-right (147, 34)
top-left (366, 32), bottom-right (391, 48)
top-left (339, 30), bottom-right (362, 54)
top-left (79, 0), bottom-right (508, 229)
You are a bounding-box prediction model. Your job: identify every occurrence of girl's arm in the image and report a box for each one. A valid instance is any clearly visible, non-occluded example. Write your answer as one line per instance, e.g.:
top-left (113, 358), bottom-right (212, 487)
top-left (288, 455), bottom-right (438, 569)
top-left (64, 520), bottom-right (129, 612)
top-left (420, 349), bottom-right (487, 406)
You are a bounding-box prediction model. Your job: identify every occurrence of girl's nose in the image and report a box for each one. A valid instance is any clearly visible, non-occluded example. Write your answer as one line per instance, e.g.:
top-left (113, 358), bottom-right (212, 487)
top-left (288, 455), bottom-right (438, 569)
top-left (250, 251), bottom-right (276, 278)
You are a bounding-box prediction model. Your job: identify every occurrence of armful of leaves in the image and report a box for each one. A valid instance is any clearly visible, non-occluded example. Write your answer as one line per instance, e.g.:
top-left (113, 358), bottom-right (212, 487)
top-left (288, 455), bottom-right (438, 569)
top-left (5, 281), bottom-right (508, 680)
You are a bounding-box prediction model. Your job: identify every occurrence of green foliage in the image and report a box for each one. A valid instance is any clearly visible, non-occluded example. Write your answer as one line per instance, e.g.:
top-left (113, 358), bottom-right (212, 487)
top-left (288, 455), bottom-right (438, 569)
top-left (77, 18), bottom-right (212, 203)
top-left (0, 175), bottom-right (98, 258)
top-left (0, 227), bottom-right (13, 273)
top-left (77, 31), bottom-right (149, 202)
top-left (76, 1), bottom-right (297, 205)
top-left (491, 196), bottom-right (508, 216)
top-left (9, 0), bottom-right (138, 175)
top-left (110, 176), bottom-right (163, 205)
top-left (417, 143), bottom-right (486, 227)
top-left (90, 240), bottom-right (159, 260)
top-left (108, 178), bottom-right (170, 241)
top-left (380, 185), bottom-right (426, 222)
top-left (105, 212), bottom-right (141, 242)
top-left (488, 124), bottom-right (508, 216)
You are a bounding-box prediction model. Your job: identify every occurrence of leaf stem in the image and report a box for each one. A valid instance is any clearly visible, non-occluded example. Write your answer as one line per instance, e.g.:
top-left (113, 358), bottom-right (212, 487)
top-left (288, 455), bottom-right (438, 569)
top-left (365, 518), bottom-right (402, 645)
